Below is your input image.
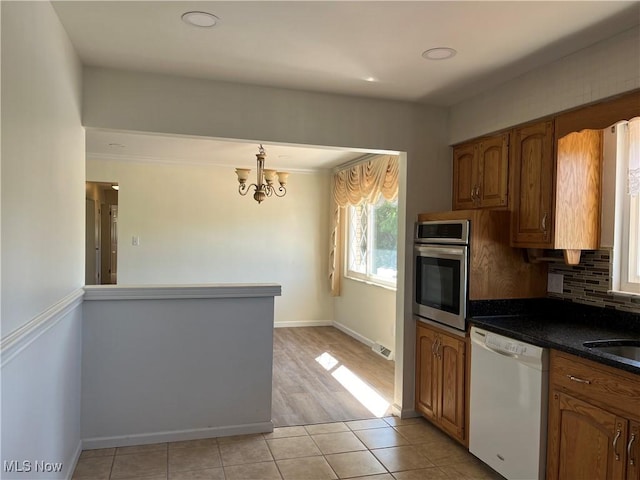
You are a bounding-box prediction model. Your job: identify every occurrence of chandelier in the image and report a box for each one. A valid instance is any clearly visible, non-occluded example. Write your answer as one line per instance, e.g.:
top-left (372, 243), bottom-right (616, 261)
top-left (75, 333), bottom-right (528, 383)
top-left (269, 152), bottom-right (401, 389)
top-left (235, 145), bottom-right (289, 204)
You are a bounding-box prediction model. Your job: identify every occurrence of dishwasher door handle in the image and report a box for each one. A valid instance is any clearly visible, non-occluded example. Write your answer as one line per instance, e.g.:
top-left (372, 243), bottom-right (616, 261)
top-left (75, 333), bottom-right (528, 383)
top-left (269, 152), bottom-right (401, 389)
top-left (479, 343), bottom-right (519, 359)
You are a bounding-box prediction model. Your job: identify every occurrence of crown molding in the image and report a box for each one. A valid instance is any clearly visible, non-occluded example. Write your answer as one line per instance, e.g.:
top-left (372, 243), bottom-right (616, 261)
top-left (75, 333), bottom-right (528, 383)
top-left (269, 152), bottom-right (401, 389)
top-left (332, 153), bottom-right (397, 173)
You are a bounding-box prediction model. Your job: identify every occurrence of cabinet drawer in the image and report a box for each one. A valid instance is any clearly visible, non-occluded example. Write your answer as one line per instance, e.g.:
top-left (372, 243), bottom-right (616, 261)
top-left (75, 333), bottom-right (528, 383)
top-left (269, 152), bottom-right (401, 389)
top-left (550, 350), bottom-right (640, 421)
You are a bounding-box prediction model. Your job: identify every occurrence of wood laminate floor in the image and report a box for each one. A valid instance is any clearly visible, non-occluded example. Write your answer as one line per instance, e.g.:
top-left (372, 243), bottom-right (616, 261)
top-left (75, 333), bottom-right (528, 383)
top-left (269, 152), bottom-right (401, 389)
top-left (272, 327), bottom-right (395, 427)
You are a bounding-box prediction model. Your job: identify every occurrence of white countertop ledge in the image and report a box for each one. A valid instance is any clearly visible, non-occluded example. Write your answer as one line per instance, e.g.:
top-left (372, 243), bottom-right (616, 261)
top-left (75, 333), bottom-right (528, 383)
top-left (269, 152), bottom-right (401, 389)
top-left (83, 284), bottom-right (282, 301)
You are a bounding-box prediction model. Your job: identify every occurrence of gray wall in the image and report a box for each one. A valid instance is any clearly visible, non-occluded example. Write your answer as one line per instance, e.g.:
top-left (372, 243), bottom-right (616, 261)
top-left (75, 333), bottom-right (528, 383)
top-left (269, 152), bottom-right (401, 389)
top-left (82, 286), bottom-right (278, 447)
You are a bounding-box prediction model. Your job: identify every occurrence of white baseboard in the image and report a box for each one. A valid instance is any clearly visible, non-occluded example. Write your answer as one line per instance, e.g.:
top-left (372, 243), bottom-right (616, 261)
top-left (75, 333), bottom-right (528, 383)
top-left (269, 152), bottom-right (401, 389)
top-left (274, 320), bottom-right (333, 328)
top-left (82, 421), bottom-right (274, 450)
top-left (395, 406), bottom-right (420, 419)
top-left (332, 321), bottom-right (375, 348)
top-left (65, 440), bottom-right (83, 480)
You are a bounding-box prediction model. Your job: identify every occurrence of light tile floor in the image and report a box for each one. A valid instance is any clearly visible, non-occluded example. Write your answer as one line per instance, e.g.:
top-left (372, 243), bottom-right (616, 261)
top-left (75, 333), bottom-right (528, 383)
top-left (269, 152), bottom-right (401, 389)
top-left (73, 416), bottom-right (505, 480)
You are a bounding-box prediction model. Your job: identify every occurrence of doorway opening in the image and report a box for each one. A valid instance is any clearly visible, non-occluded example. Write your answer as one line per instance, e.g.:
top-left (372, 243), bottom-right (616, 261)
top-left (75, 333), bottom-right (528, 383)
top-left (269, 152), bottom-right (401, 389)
top-left (86, 181), bottom-right (119, 285)
top-left (85, 129), bottom-right (408, 422)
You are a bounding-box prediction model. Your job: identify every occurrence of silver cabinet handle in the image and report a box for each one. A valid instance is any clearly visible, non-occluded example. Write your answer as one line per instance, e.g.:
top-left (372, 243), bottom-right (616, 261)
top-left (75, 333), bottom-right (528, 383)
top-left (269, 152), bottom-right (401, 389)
top-left (628, 433), bottom-right (636, 466)
top-left (566, 375), bottom-right (591, 384)
top-left (431, 338), bottom-right (437, 356)
top-left (614, 428), bottom-right (622, 461)
top-left (470, 187), bottom-right (475, 201)
top-left (542, 212), bottom-right (548, 232)
top-left (475, 185), bottom-right (480, 201)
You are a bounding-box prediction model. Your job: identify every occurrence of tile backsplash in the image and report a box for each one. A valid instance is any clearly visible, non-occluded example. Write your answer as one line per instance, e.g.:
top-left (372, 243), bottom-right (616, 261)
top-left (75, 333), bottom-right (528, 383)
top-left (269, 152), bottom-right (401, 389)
top-left (548, 248), bottom-right (640, 313)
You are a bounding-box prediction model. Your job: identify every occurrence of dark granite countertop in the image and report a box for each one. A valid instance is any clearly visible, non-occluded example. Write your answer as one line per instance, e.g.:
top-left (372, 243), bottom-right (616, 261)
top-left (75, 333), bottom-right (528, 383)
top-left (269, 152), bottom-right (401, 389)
top-left (468, 298), bottom-right (640, 375)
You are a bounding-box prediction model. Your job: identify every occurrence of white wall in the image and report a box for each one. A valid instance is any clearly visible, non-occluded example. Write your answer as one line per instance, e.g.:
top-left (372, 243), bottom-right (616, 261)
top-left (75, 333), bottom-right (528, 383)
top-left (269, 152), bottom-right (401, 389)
top-left (1, 1), bottom-right (84, 477)
top-left (1, 2), bottom-right (85, 335)
top-left (334, 279), bottom-right (396, 353)
top-left (82, 68), bottom-right (452, 415)
top-left (450, 26), bottom-right (640, 144)
top-left (87, 157), bottom-right (334, 325)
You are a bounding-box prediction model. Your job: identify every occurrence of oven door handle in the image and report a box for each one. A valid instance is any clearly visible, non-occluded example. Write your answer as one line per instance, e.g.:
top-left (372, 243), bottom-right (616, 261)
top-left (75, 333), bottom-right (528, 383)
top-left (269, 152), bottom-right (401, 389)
top-left (414, 246), bottom-right (466, 258)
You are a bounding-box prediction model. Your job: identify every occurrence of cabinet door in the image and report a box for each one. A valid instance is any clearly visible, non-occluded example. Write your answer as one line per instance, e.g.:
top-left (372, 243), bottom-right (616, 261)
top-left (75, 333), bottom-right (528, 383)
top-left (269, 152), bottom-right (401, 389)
top-left (437, 333), bottom-right (466, 443)
top-left (547, 390), bottom-right (627, 480)
top-left (511, 121), bottom-right (554, 247)
top-left (628, 422), bottom-right (640, 480)
top-left (415, 324), bottom-right (438, 420)
top-left (477, 134), bottom-right (509, 208)
top-left (452, 143), bottom-right (478, 210)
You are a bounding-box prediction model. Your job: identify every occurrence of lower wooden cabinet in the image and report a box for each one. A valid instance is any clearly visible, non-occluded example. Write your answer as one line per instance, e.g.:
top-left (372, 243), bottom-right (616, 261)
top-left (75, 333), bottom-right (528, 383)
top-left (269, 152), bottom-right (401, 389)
top-left (548, 391), bottom-right (627, 479)
top-left (415, 321), bottom-right (466, 445)
top-left (547, 351), bottom-right (640, 480)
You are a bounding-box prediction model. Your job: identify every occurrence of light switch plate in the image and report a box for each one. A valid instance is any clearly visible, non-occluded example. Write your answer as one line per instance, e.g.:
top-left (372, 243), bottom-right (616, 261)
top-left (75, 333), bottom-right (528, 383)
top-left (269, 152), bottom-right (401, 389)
top-left (132, 236), bottom-right (140, 246)
top-left (547, 273), bottom-right (564, 294)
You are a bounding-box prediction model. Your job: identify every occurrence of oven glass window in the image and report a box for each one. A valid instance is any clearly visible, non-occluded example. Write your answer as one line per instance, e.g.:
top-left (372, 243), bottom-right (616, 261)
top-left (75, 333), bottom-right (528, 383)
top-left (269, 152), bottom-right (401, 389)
top-left (415, 256), bottom-right (460, 314)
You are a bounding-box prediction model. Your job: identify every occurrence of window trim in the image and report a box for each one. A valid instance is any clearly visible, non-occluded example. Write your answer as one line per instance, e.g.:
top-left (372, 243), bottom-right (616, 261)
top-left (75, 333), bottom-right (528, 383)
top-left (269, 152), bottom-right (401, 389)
top-left (344, 198), bottom-right (398, 290)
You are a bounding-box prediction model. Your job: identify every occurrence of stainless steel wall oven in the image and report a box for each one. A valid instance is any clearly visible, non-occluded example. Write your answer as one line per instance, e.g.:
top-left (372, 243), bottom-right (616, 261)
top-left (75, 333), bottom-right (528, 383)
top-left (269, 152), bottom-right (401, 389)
top-left (413, 220), bottom-right (469, 332)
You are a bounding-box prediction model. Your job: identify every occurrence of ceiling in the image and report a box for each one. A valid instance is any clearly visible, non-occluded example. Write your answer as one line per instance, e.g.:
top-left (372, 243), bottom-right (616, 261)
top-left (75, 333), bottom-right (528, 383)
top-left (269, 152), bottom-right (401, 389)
top-left (86, 129), bottom-right (374, 171)
top-left (54, 1), bottom-right (640, 169)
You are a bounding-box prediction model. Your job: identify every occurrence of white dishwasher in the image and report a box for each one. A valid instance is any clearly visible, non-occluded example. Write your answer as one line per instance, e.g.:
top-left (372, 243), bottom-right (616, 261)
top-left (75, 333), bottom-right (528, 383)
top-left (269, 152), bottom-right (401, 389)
top-left (469, 326), bottom-right (549, 480)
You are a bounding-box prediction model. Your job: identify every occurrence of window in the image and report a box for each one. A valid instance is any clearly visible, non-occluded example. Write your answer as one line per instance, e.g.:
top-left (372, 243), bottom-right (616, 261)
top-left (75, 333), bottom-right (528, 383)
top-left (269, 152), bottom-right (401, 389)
top-left (346, 196), bottom-right (398, 288)
top-left (613, 117), bottom-right (640, 295)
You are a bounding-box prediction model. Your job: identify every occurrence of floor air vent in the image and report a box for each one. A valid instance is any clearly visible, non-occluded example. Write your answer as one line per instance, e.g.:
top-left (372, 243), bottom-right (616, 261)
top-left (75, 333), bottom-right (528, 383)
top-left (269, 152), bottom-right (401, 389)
top-left (372, 343), bottom-right (393, 360)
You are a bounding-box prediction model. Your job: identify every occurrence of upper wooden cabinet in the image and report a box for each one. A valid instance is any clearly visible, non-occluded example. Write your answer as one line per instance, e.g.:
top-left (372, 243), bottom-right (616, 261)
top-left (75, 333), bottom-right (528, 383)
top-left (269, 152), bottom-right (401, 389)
top-left (453, 134), bottom-right (509, 210)
top-left (452, 143), bottom-right (476, 209)
top-left (510, 121), bottom-right (555, 247)
top-left (510, 120), bottom-right (602, 264)
top-left (449, 91), bottom-right (638, 263)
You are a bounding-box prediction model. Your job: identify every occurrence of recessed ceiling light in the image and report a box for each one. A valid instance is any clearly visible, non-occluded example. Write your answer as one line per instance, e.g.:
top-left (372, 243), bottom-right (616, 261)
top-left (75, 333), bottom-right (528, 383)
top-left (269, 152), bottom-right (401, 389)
top-left (422, 47), bottom-right (457, 61)
top-left (108, 143), bottom-right (125, 148)
top-left (181, 11), bottom-right (219, 28)
top-left (364, 77), bottom-right (377, 83)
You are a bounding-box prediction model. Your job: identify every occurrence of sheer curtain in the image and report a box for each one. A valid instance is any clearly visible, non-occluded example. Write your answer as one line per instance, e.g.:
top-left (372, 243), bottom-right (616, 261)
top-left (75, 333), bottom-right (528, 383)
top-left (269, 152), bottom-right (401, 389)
top-left (612, 116), bottom-right (640, 294)
top-left (328, 155), bottom-right (399, 296)
top-left (626, 117), bottom-right (640, 195)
